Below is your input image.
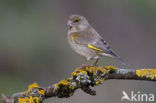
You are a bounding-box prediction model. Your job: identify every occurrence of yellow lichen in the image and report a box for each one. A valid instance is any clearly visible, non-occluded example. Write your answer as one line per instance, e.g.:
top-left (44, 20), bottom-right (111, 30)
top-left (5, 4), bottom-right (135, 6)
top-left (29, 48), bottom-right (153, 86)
top-left (27, 83), bottom-right (45, 96)
top-left (72, 66), bottom-right (109, 77)
top-left (97, 67), bottom-right (107, 74)
top-left (19, 83), bottom-right (45, 103)
top-left (104, 66), bottom-right (118, 70)
top-left (37, 89), bottom-right (45, 96)
top-left (136, 69), bottom-right (156, 79)
top-left (18, 97), bottom-right (32, 103)
top-left (83, 66), bottom-right (107, 85)
top-left (72, 68), bottom-right (87, 77)
top-left (18, 96), bottom-right (40, 103)
top-left (101, 78), bottom-right (105, 82)
top-left (33, 97), bottom-right (40, 103)
top-left (59, 79), bottom-right (71, 85)
top-left (71, 66), bottom-right (117, 86)
top-left (55, 79), bottom-right (73, 89)
top-left (85, 66), bottom-right (97, 75)
top-left (54, 83), bottom-right (59, 88)
top-left (96, 81), bottom-right (100, 85)
top-left (54, 79), bottom-right (76, 95)
top-left (22, 91), bottom-right (27, 94)
top-left (27, 82), bottom-right (39, 92)
top-left (85, 66), bottom-right (108, 75)
top-left (71, 66), bottom-right (112, 85)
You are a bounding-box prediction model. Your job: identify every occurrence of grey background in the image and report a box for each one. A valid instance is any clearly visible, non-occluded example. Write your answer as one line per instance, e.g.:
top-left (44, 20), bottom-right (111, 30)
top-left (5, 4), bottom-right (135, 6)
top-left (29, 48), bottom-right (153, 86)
top-left (0, 0), bottom-right (156, 103)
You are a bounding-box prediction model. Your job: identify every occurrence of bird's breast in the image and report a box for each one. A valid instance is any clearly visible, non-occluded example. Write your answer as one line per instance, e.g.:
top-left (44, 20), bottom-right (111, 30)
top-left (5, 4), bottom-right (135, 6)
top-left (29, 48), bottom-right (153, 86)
top-left (67, 33), bottom-right (98, 60)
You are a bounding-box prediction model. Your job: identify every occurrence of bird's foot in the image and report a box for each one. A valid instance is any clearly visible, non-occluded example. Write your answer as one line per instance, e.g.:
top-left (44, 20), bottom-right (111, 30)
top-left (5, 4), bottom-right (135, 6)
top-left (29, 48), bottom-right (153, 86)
top-left (92, 63), bottom-right (98, 67)
top-left (92, 58), bottom-right (99, 67)
top-left (79, 63), bottom-right (88, 68)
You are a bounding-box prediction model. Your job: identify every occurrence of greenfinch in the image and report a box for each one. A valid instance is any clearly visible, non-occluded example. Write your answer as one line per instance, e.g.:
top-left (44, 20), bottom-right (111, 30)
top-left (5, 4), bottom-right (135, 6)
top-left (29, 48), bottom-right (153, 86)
top-left (67, 14), bottom-right (128, 66)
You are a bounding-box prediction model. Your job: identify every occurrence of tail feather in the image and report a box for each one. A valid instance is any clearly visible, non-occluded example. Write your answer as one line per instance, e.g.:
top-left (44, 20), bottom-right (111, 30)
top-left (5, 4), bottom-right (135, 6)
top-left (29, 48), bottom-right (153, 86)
top-left (116, 56), bottom-right (129, 66)
top-left (110, 49), bottom-right (129, 66)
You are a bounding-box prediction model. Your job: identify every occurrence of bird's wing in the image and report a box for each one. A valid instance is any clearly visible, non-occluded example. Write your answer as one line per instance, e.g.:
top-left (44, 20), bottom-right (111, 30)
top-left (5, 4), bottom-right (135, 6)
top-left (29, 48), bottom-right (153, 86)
top-left (72, 27), bottom-right (112, 54)
top-left (71, 27), bottom-right (128, 66)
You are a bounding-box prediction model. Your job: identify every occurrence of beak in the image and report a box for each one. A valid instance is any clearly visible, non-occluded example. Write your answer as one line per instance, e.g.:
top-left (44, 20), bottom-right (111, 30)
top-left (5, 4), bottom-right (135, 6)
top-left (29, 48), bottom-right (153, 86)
top-left (67, 20), bottom-right (72, 30)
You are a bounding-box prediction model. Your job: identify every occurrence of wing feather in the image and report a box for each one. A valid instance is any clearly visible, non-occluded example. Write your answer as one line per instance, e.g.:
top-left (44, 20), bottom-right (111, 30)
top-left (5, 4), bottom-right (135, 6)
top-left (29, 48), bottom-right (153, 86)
top-left (70, 26), bottom-right (128, 66)
top-left (72, 27), bottom-right (111, 54)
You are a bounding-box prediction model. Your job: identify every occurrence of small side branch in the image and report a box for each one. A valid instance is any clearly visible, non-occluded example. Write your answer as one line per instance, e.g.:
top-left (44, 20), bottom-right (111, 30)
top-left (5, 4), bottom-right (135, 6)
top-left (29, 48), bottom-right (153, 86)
top-left (1, 66), bottom-right (156, 103)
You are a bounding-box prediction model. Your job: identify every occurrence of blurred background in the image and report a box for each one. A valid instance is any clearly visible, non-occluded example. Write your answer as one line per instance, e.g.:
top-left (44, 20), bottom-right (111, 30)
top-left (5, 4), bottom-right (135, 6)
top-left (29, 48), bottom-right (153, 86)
top-left (0, 0), bottom-right (156, 103)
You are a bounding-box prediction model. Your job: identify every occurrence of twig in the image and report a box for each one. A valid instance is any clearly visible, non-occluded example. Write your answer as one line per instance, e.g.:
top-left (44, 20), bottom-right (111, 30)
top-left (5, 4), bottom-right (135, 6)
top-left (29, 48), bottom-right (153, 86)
top-left (1, 66), bottom-right (156, 103)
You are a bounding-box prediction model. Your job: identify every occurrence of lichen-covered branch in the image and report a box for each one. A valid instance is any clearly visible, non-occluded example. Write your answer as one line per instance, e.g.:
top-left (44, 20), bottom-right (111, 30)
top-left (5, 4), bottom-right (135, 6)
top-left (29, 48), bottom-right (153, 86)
top-left (1, 66), bottom-right (156, 103)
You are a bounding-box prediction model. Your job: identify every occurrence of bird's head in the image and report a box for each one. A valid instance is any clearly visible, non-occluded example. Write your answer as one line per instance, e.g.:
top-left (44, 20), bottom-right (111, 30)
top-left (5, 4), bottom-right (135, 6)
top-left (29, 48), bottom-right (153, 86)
top-left (67, 15), bottom-right (89, 32)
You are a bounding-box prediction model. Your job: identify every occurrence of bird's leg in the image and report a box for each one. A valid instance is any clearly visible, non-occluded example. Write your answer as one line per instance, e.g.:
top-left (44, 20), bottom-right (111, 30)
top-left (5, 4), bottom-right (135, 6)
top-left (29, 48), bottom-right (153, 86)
top-left (93, 58), bottom-right (99, 67)
top-left (81, 60), bottom-right (89, 68)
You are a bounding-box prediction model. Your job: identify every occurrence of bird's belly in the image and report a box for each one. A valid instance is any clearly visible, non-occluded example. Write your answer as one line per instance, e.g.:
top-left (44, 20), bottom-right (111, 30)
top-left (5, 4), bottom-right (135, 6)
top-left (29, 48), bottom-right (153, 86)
top-left (70, 42), bottom-right (98, 60)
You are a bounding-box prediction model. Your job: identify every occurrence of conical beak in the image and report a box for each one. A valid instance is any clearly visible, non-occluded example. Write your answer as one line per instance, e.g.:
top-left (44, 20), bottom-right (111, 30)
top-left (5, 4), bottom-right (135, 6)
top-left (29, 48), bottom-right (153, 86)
top-left (67, 20), bottom-right (72, 30)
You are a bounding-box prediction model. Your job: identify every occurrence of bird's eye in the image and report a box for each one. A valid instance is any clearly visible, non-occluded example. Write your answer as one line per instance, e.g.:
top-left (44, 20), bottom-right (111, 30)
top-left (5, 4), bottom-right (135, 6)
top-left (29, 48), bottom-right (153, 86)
top-left (73, 19), bottom-right (80, 23)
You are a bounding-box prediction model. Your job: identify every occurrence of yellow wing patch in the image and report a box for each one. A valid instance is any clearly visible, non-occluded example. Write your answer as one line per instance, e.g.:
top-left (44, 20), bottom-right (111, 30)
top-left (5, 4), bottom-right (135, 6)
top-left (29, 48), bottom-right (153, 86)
top-left (72, 34), bottom-right (78, 42)
top-left (88, 44), bottom-right (103, 52)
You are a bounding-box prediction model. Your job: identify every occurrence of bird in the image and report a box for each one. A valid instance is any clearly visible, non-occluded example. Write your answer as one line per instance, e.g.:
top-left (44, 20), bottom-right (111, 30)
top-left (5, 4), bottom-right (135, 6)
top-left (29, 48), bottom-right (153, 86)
top-left (67, 14), bottom-right (128, 67)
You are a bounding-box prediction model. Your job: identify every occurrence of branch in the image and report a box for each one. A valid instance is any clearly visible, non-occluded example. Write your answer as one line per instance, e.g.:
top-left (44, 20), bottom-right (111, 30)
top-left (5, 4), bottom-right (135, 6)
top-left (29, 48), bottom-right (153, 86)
top-left (1, 66), bottom-right (156, 103)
